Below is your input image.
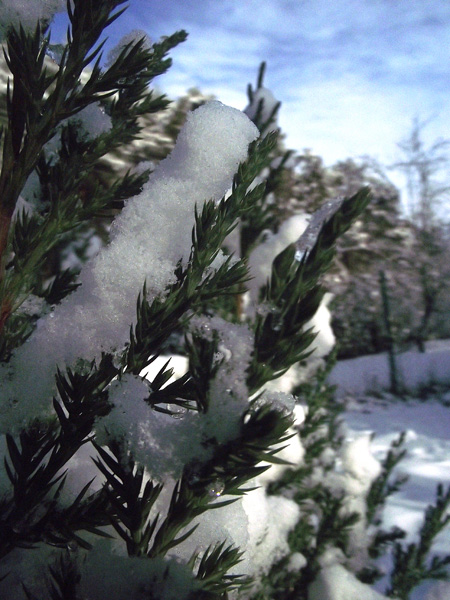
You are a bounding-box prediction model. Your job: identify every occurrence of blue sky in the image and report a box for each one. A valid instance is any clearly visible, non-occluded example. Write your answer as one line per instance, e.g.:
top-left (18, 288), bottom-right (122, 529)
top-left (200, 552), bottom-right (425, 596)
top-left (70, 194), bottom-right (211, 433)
top-left (54, 0), bottom-right (450, 204)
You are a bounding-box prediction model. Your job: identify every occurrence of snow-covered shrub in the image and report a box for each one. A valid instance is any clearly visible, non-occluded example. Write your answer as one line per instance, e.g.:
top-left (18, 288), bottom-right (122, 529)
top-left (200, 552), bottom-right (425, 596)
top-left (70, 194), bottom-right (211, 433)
top-left (6, 2), bottom-right (445, 600)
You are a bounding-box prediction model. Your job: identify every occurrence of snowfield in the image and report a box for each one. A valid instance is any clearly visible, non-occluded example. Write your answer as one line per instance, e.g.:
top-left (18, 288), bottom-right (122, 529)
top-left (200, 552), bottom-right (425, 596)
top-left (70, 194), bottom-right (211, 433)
top-left (332, 343), bottom-right (450, 600)
top-left (329, 340), bottom-right (450, 398)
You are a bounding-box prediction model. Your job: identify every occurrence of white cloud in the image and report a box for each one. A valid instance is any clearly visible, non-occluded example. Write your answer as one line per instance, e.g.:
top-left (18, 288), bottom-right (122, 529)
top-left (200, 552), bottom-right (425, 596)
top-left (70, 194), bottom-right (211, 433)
top-left (50, 0), bottom-right (450, 206)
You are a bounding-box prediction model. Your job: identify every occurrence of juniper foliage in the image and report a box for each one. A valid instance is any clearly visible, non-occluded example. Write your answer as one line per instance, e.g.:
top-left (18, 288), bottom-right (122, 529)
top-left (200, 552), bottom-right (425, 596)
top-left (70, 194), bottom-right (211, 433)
top-left (0, 3), bottom-right (447, 600)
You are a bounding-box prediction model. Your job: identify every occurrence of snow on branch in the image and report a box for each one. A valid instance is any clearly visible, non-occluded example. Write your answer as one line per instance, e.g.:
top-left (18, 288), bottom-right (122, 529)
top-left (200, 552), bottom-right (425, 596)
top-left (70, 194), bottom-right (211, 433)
top-left (0, 102), bottom-right (259, 433)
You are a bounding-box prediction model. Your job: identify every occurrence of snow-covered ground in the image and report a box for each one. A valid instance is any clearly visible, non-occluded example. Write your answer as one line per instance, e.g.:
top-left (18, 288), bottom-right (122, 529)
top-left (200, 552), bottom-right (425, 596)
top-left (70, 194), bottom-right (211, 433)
top-left (329, 340), bottom-right (450, 398)
top-left (331, 344), bottom-right (450, 599)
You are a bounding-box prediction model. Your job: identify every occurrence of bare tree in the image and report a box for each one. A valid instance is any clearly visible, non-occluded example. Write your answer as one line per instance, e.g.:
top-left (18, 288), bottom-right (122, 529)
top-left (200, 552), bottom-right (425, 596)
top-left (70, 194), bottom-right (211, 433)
top-left (391, 118), bottom-right (450, 351)
top-left (392, 117), bottom-right (450, 231)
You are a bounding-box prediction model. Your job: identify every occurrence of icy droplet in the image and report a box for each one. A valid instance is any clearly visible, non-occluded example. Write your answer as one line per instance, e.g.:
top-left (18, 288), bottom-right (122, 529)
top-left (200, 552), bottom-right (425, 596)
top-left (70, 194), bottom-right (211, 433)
top-left (271, 313), bottom-right (283, 332)
top-left (66, 540), bottom-right (78, 552)
top-left (217, 343), bottom-right (232, 362)
top-left (207, 479), bottom-right (225, 497)
top-left (256, 303), bottom-right (270, 317)
top-left (294, 197), bottom-right (344, 259)
top-left (243, 410), bottom-right (252, 424)
top-left (168, 404), bottom-right (187, 419)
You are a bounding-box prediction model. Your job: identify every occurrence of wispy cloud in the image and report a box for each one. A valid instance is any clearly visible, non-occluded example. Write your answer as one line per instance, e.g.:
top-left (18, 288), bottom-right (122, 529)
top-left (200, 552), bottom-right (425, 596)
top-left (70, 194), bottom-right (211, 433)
top-left (52, 0), bottom-right (450, 191)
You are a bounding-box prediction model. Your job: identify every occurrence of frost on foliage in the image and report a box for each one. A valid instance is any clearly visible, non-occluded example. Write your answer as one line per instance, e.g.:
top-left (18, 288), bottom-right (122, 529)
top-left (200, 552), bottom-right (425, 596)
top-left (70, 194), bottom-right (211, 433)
top-left (294, 197), bottom-right (344, 262)
top-left (309, 563), bottom-right (389, 600)
top-left (0, 0), bottom-right (65, 38)
top-left (0, 101), bottom-right (258, 434)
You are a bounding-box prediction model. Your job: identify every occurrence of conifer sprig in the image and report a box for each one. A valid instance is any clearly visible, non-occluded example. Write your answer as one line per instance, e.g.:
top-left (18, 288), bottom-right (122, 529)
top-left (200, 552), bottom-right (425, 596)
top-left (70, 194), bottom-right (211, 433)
top-left (125, 132), bottom-right (278, 375)
top-left (0, 361), bottom-right (114, 559)
top-left (92, 442), bottom-right (164, 557)
top-left (0, 2), bottom-right (186, 339)
top-left (366, 432), bottom-right (408, 525)
top-left (88, 402), bottom-right (293, 596)
top-left (192, 541), bottom-right (251, 595)
top-left (387, 483), bottom-right (450, 599)
top-left (23, 552), bottom-right (81, 600)
top-left (248, 187), bottom-right (371, 392)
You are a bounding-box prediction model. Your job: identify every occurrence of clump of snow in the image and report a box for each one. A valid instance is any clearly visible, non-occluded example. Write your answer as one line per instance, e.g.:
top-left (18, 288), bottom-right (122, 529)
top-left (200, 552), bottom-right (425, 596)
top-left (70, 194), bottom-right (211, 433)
top-left (257, 427), bottom-right (304, 486)
top-left (95, 374), bottom-right (203, 481)
top-left (341, 434), bottom-right (381, 487)
top-left (95, 374), bottom-right (151, 454)
top-left (0, 101), bottom-right (258, 433)
top-left (12, 195), bottom-right (34, 220)
top-left (174, 495), bottom-right (251, 574)
top-left (184, 484), bottom-right (300, 580)
top-left (93, 314), bottom-right (251, 481)
top-left (20, 170), bottom-right (42, 205)
top-left (324, 434), bottom-right (381, 572)
top-left (251, 391), bottom-right (304, 485)
top-left (190, 315), bottom-right (254, 443)
top-left (244, 86), bottom-right (280, 133)
top-left (425, 581), bottom-right (450, 600)
top-left (255, 390), bottom-right (296, 416)
top-left (247, 214), bottom-right (309, 303)
top-left (309, 563), bottom-right (389, 600)
top-left (306, 292), bottom-right (335, 358)
top-left (0, 544), bottom-right (64, 599)
top-left (80, 540), bottom-right (197, 600)
top-left (287, 551), bottom-right (307, 572)
top-left (0, 0), bottom-right (65, 39)
top-left (68, 103), bottom-right (113, 140)
top-left (243, 488), bottom-right (300, 574)
top-left (106, 29), bottom-right (153, 67)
